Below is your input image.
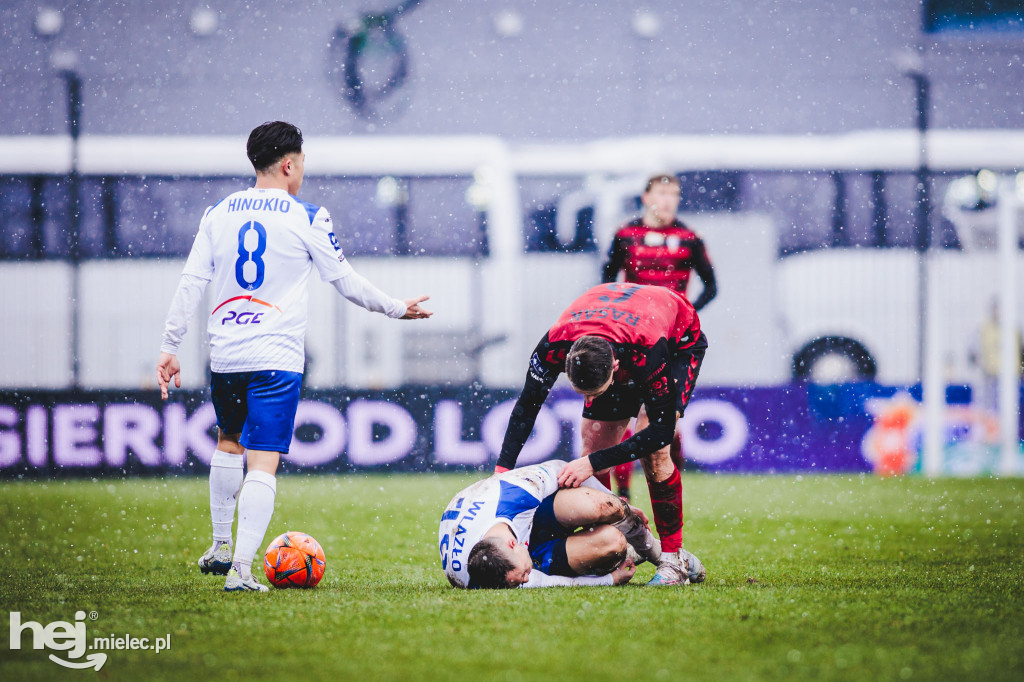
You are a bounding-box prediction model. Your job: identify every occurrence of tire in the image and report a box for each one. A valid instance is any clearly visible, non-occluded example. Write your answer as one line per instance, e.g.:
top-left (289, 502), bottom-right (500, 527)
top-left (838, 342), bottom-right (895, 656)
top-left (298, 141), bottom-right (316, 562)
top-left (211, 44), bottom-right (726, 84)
top-left (792, 336), bottom-right (877, 383)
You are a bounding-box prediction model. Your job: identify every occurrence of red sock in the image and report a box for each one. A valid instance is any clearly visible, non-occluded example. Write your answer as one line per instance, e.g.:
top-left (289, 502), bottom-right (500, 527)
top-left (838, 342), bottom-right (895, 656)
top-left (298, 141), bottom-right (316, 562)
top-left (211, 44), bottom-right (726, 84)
top-left (669, 430), bottom-right (684, 472)
top-left (614, 429), bottom-right (635, 497)
top-left (613, 462), bottom-right (632, 495)
top-left (647, 468), bottom-right (683, 553)
top-left (595, 470), bottom-right (612, 490)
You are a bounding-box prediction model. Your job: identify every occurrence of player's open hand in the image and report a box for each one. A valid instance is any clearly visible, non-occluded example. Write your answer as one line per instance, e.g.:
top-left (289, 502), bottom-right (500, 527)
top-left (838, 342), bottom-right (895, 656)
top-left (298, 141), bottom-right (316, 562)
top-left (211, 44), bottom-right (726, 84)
top-left (156, 352), bottom-right (181, 401)
top-left (401, 295), bottom-right (433, 320)
top-left (611, 557), bottom-right (636, 585)
top-left (557, 457), bottom-right (594, 488)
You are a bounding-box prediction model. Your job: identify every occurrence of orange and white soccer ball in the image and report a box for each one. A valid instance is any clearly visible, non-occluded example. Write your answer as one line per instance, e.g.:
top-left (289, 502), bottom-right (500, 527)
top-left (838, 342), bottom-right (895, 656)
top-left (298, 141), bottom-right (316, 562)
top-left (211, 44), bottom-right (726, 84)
top-left (263, 531), bottom-right (326, 589)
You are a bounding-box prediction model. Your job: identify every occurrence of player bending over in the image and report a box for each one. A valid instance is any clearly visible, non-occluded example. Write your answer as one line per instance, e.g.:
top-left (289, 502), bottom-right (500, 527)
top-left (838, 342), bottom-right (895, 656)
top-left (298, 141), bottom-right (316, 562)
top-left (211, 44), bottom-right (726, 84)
top-left (439, 460), bottom-right (661, 589)
top-left (157, 121), bottom-right (432, 592)
top-left (496, 283), bottom-right (708, 586)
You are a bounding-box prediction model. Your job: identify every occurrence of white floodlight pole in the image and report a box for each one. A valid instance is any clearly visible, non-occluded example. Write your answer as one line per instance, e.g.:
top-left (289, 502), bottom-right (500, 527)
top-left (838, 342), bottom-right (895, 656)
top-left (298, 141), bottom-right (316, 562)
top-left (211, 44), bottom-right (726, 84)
top-left (921, 250), bottom-right (945, 477)
top-left (997, 177), bottom-right (1020, 475)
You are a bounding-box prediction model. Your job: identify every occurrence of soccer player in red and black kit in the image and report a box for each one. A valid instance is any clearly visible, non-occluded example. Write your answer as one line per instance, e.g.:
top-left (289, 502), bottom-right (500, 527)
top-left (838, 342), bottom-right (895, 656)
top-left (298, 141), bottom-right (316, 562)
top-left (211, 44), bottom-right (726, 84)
top-left (600, 174), bottom-right (717, 500)
top-left (495, 283), bottom-right (708, 586)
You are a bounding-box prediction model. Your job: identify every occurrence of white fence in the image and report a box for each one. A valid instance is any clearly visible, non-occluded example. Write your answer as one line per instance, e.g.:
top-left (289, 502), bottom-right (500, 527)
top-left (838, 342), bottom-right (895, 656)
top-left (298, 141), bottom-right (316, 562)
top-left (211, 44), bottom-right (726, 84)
top-left (1, 131), bottom-right (1023, 391)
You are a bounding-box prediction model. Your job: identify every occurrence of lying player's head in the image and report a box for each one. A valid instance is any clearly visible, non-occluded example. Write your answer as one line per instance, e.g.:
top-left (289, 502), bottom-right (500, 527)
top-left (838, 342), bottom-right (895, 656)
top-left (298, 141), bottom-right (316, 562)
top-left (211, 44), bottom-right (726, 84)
top-left (247, 121), bottom-right (304, 186)
top-left (566, 336), bottom-right (616, 398)
top-left (467, 537), bottom-right (532, 589)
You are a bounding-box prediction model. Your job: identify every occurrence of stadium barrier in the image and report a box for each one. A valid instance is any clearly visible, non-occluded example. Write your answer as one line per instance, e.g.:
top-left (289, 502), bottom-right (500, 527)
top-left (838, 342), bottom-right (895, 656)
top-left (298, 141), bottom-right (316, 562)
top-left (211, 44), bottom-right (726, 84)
top-left (1, 384), bottom-right (1018, 478)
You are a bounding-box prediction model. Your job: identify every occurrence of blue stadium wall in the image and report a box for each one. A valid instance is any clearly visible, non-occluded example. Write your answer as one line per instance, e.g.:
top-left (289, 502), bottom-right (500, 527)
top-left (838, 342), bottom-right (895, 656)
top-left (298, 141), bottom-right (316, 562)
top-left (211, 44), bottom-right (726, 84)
top-left (1, 0), bottom-right (1022, 138)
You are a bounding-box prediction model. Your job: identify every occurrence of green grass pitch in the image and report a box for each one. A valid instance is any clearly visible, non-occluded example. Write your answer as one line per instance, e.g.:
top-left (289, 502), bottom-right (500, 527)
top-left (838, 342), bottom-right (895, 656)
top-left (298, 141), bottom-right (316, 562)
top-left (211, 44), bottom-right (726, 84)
top-left (1, 472), bottom-right (1022, 681)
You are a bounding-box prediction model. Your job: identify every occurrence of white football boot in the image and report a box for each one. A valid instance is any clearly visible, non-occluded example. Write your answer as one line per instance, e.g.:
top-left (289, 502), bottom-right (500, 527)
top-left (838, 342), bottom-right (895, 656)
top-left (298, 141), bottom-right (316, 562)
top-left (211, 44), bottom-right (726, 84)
top-left (680, 548), bottom-right (707, 584)
top-left (646, 548), bottom-right (707, 586)
top-left (197, 541), bottom-right (233, 575)
top-left (646, 551), bottom-right (688, 586)
top-left (223, 566), bottom-right (269, 593)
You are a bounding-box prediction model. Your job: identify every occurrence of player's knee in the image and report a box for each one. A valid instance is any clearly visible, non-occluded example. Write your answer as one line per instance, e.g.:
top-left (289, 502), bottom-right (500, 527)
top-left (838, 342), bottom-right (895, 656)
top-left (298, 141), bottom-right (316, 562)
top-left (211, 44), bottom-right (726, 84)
top-left (600, 494), bottom-right (627, 524)
top-left (217, 433), bottom-right (244, 455)
top-left (579, 489), bottom-right (626, 524)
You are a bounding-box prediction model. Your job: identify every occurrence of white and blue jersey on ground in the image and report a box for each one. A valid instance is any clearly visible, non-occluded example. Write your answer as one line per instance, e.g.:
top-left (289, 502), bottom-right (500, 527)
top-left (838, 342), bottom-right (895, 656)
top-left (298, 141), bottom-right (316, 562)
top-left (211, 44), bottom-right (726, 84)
top-left (438, 460), bottom-right (614, 589)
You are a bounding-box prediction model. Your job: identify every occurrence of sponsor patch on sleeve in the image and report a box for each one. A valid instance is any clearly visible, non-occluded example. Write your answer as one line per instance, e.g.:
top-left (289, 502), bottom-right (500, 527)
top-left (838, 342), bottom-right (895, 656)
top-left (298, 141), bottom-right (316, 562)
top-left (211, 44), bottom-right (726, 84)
top-left (528, 353), bottom-right (549, 382)
top-left (328, 232), bottom-right (346, 261)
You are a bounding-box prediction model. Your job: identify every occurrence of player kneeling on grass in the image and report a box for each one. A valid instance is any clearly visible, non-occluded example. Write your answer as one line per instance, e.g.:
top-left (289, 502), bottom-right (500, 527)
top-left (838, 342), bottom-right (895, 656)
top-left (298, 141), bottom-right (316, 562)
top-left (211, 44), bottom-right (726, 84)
top-left (439, 460), bottom-right (660, 589)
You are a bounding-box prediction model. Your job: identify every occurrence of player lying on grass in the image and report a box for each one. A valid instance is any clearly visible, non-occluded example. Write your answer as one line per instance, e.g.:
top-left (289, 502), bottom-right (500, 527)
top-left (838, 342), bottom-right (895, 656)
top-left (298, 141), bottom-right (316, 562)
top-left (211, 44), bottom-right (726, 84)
top-left (496, 283), bottom-right (707, 586)
top-left (439, 460), bottom-right (661, 589)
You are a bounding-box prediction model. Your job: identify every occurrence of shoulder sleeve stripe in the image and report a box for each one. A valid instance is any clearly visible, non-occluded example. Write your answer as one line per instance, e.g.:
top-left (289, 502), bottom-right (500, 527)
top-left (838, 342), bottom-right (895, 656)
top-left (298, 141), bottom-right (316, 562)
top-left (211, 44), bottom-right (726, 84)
top-left (295, 198), bottom-right (321, 225)
top-left (203, 196), bottom-right (228, 219)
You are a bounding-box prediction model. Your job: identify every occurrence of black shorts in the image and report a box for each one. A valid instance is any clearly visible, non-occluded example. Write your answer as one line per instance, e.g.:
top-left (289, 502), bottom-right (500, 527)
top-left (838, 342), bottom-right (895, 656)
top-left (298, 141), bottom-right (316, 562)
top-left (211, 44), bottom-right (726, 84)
top-left (582, 332), bottom-right (707, 422)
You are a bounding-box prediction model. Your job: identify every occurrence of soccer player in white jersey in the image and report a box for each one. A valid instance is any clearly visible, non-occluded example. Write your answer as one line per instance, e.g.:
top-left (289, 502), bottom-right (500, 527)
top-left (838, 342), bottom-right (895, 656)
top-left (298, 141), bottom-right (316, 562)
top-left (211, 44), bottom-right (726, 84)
top-left (439, 460), bottom-right (661, 589)
top-left (156, 121), bottom-right (432, 592)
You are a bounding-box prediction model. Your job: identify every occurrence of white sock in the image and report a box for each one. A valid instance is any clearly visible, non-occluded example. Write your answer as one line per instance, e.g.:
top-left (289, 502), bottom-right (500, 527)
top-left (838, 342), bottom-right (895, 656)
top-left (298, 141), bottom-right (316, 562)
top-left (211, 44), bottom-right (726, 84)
top-left (232, 470), bottom-right (277, 580)
top-left (209, 450), bottom-right (244, 544)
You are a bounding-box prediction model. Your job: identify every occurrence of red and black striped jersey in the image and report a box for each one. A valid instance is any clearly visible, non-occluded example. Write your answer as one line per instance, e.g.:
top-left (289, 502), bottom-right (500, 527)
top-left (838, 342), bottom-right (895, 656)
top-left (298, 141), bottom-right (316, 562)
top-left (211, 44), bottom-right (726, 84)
top-left (602, 218), bottom-right (717, 311)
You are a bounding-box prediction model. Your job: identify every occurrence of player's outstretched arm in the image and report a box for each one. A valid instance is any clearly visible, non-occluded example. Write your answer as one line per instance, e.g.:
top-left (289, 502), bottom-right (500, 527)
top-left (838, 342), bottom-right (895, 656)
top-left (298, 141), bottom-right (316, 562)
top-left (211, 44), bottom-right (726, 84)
top-left (156, 352), bottom-right (181, 401)
top-left (400, 295), bottom-right (433, 320)
top-left (522, 570), bottom-right (617, 588)
top-left (495, 343), bottom-right (561, 472)
top-left (330, 272), bottom-right (432, 320)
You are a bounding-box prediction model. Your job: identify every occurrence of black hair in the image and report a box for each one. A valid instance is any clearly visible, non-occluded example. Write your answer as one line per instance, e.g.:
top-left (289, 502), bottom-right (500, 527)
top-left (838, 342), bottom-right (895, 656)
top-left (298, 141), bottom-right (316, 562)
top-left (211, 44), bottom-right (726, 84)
top-left (467, 537), bottom-right (517, 589)
top-left (566, 336), bottom-right (615, 393)
top-left (246, 121), bottom-right (303, 173)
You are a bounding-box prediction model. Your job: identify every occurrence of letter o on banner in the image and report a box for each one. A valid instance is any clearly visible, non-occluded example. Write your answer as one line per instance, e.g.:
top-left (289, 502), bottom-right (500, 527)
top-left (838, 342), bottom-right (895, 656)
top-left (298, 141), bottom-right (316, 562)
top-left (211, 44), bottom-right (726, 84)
top-left (482, 400), bottom-right (561, 466)
top-left (347, 399), bottom-right (417, 467)
top-left (285, 401), bottom-right (346, 467)
top-left (678, 399), bottom-right (748, 465)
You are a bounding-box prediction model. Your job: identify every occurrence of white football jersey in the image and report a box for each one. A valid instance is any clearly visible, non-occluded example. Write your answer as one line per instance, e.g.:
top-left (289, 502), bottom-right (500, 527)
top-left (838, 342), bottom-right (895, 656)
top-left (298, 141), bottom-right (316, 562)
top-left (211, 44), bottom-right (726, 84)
top-left (182, 187), bottom-right (352, 373)
top-left (438, 460), bottom-right (566, 589)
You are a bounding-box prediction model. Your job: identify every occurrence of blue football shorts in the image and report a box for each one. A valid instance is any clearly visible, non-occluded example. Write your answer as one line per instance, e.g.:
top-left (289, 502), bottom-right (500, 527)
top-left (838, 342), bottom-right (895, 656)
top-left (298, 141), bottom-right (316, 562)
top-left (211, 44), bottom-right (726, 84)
top-left (527, 494), bottom-right (577, 577)
top-left (209, 370), bottom-right (302, 454)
